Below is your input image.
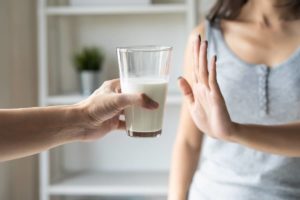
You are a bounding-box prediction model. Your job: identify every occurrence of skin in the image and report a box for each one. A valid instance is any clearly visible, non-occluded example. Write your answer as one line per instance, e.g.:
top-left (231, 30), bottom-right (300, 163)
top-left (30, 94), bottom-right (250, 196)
top-left (168, 0), bottom-right (300, 199)
top-left (0, 79), bottom-right (158, 162)
top-left (168, 33), bottom-right (204, 200)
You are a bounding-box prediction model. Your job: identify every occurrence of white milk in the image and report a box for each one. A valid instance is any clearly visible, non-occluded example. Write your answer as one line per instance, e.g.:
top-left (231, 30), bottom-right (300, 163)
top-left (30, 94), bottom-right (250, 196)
top-left (121, 78), bottom-right (168, 136)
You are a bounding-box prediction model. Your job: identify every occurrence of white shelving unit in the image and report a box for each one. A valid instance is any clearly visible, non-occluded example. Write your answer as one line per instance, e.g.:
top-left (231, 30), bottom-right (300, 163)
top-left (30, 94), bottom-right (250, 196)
top-left (47, 94), bottom-right (182, 105)
top-left (49, 171), bottom-right (168, 196)
top-left (37, 1), bottom-right (200, 200)
top-left (46, 4), bottom-right (187, 15)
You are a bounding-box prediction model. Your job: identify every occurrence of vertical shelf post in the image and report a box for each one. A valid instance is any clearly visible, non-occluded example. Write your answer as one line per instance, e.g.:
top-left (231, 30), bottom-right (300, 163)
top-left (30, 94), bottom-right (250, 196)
top-left (37, 0), bottom-right (49, 200)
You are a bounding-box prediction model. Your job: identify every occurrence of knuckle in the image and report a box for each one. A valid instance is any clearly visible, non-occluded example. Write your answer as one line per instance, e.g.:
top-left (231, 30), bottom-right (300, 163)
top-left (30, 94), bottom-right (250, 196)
top-left (111, 97), bottom-right (123, 112)
top-left (138, 93), bottom-right (145, 101)
top-left (103, 80), bottom-right (113, 87)
top-left (139, 93), bottom-right (148, 106)
top-left (102, 81), bottom-right (110, 89)
top-left (115, 95), bottom-right (125, 105)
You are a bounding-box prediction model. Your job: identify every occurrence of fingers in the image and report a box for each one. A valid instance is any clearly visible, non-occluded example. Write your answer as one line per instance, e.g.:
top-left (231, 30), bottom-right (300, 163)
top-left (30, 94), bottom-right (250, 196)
top-left (117, 120), bottom-right (126, 130)
top-left (193, 35), bottom-right (209, 87)
top-left (108, 79), bottom-right (121, 92)
top-left (199, 40), bottom-right (209, 86)
top-left (193, 35), bottom-right (201, 83)
top-left (208, 55), bottom-right (221, 93)
top-left (100, 79), bottom-right (121, 93)
top-left (138, 94), bottom-right (159, 109)
top-left (178, 76), bottom-right (194, 104)
top-left (107, 79), bottom-right (120, 87)
top-left (117, 93), bottom-right (159, 110)
top-left (115, 87), bottom-right (121, 93)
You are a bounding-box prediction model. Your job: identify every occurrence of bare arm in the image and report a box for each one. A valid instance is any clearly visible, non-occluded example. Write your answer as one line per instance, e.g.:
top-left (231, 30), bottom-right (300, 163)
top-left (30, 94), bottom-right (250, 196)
top-left (230, 123), bottom-right (300, 157)
top-left (168, 26), bottom-right (205, 200)
top-left (0, 79), bottom-right (158, 161)
top-left (179, 36), bottom-right (300, 157)
top-left (168, 106), bottom-right (203, 200)
top-left (0, 105), bottom-right (85, 161)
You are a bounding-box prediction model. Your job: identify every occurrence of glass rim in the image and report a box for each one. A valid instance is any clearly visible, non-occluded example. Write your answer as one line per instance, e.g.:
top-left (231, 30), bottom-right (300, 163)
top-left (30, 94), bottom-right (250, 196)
top-left (117, 45), bottom-right (172, 53)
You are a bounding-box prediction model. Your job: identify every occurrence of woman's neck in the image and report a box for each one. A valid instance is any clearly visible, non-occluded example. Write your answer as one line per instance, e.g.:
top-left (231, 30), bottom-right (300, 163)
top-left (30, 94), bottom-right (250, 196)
top-left (239, 0), bottom-right (295, 27)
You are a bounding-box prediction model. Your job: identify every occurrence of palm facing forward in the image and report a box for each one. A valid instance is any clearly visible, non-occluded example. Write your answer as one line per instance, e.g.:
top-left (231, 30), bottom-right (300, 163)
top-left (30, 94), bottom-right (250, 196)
top-left (178, 35), bottom-right (237, 141)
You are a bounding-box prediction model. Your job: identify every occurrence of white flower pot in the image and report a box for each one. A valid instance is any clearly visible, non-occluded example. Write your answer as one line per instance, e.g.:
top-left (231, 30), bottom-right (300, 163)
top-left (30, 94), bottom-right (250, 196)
top-left (80, 71), bottom-right (99, 96)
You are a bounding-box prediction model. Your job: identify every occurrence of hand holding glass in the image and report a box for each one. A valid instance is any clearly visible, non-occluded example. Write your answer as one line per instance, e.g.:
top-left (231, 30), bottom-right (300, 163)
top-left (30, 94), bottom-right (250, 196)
top-left (117, 46), bottom-right (172, 137)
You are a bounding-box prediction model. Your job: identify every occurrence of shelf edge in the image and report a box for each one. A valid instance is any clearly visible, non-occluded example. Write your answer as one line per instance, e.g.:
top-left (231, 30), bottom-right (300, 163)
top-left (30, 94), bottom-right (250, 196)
top-left (46, 5), bottom-right (187, 16)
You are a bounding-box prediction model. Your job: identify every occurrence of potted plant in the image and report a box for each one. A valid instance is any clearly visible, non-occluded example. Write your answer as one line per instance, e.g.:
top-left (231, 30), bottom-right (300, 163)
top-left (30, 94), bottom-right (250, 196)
top-left (73, 47), bottom-right (104, 95)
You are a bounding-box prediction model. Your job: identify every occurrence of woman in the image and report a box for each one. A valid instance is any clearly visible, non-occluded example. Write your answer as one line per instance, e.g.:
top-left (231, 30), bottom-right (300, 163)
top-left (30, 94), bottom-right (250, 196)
top-left (169, 0), bottom-right (300, 199)
top-left (0, 79), bottom-right (158, 161)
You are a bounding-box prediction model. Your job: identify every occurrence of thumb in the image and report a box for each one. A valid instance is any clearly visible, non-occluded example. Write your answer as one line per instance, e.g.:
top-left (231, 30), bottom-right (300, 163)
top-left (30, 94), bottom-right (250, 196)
top-left (178, 76), bottom-right (194, 104)
top-left (116, 93), bottom-right (159, 110)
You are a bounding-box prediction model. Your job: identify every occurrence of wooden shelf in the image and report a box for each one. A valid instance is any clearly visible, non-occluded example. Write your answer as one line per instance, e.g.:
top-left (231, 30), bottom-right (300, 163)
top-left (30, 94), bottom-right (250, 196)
top-left (47, 93), bottom-right (182, 105)
top-left (49, 171), bottom-right (168, 196)
top-left (46, 4), bottom-right (187, 16)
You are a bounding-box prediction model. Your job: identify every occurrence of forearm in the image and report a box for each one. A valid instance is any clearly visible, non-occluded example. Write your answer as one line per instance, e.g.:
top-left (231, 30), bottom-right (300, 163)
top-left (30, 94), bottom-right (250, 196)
top-left (0, 104), bottom-right (87, 161)
top-left (232, 122), bottom-right (300, 157)
top-left (168, 140), bottom-right (201, 200)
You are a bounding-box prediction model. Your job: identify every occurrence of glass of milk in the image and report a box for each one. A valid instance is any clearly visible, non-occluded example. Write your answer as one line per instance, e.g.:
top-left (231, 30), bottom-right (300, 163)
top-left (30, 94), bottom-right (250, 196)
top-left (117, 46), bottom-right (172, 137)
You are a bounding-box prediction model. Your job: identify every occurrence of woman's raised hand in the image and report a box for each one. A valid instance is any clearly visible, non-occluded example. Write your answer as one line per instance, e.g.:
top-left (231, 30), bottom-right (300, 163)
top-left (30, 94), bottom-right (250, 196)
top-left (178, 35), bottom-right (236, 141)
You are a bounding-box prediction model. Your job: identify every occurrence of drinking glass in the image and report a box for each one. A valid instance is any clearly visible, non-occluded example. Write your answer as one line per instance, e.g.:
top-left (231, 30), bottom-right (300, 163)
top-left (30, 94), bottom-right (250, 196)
top-left (117, 45), bottom-right (172, 137)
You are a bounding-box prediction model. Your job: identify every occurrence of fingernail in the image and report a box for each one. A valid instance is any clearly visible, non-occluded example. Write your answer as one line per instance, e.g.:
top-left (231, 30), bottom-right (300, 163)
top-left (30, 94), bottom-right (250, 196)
top-left (149, 100), bottom-right (159, 109)
top-left (194, 35), bottom-right (199, 42)
top-left (152, 101), bottom-right (159, 108)
top-left (142, 94), bottom-right (159, 109)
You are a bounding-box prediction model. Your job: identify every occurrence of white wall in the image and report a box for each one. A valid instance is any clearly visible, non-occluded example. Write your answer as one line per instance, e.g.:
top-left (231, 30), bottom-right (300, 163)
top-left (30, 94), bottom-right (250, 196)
top-left (0, 164), bottom-right (11, 200)
top-left (0, 0), bottom-right (38, 200)
top-left (0, 1), bottom-right (13, 199)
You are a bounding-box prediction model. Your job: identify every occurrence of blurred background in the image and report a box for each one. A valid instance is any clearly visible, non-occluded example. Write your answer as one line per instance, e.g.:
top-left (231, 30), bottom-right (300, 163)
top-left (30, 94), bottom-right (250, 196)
top-left (0, 0), bottom-right (215, 199)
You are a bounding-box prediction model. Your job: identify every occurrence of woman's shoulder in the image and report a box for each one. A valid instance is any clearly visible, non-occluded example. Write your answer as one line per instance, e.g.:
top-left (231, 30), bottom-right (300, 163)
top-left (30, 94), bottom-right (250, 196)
top-left (187, 19), bottom-right (223, 44)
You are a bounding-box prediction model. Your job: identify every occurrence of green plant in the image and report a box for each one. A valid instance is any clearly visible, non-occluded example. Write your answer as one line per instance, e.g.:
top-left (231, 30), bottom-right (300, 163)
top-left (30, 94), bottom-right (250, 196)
top-left (73, 47), bottom-right (104, 71)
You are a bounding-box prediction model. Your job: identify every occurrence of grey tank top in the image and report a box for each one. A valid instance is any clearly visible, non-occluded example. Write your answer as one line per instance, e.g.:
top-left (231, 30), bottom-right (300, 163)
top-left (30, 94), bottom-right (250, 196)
top-left (189, 20), bottom-right (300, 200)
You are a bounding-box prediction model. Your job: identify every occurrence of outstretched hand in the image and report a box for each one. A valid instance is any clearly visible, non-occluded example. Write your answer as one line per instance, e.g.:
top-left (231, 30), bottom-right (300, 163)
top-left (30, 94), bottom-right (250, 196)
top-left (78, 79), bottom-right (158, 141)
top-left (178, 35), bottom-right (237, 141)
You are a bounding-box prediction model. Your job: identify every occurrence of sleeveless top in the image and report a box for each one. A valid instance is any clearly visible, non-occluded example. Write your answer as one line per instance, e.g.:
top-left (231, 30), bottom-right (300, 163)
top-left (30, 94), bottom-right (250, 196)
top-left (189, 20), bottom-right (300, 200)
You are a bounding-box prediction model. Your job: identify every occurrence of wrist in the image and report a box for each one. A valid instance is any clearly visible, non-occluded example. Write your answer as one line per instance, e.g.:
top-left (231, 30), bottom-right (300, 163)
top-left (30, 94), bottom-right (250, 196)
top-left (229, 122), bottom-right (243, 143)
top-left (63, 103), bottom-right (92, 142)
